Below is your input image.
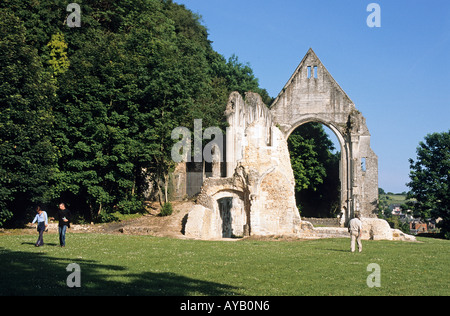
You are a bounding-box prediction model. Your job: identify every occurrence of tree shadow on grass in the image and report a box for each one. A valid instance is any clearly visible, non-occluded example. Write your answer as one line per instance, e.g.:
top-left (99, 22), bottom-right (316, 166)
top-left (21, 242), bottom-right (59, 247)
top-left (0, 248), bottom-right (237, 296)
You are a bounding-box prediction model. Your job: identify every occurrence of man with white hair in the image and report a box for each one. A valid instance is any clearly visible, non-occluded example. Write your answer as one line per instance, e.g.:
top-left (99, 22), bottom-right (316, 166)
top-left (348, 213), bottom-right (363, 253)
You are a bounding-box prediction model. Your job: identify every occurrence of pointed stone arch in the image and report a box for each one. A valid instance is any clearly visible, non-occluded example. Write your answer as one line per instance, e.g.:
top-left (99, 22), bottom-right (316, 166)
top-left (270, 48), bottom-right (379, 223)
top-left (285, 117), bottom-right (349, 223)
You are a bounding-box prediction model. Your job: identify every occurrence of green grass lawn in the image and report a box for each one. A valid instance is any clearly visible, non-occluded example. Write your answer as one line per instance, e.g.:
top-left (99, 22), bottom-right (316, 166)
top-left (1, 233), bottom-right (449, 296)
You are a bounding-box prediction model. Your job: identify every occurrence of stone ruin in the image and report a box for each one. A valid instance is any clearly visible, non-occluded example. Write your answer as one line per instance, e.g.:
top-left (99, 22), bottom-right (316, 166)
top-left (183, 49), bottom-right (415, 242)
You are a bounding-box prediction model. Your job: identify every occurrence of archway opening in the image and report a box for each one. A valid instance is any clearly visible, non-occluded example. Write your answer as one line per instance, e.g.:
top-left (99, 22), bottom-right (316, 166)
top-left (213, 190), bottom-right (247, 238)
top-left (287, 122), bottom-right (341, 222)
top-left (218, 197), bottom-right (233, 238)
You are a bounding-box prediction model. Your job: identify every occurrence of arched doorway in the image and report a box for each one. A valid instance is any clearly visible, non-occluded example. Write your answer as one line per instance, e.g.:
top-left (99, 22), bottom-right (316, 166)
top-left (213, 190), bottom-right (247, 238)
top-left (287, 121), bottom-right (346, 225)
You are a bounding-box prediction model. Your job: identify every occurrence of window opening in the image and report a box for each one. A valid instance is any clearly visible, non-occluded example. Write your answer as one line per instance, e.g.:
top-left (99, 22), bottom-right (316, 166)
top-left (361, 158), bottom-right (367, 172)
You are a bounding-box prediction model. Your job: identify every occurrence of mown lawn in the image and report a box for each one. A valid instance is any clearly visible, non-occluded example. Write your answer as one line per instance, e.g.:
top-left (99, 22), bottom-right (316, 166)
top-left (0, 233), bottom-right (449, 296)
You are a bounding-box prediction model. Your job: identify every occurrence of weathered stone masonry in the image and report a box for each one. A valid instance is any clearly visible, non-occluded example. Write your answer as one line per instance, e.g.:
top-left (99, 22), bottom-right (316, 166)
top-left (183, 49), bottom-right (415, 241)
top-left (270, 48), bottom-right (379, 225)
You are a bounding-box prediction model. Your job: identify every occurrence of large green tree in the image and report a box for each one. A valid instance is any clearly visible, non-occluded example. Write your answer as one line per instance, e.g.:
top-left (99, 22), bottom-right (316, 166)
top-left (0, 9), bottom-right (57, 226)
top-left (0, 0), bottom-right (270, 225)
top-left (407, 130), bottom-right (450, 239)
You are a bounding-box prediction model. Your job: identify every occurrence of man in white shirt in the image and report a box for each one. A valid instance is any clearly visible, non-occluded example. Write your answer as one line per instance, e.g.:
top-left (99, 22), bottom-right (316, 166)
top-left (348, 213), bottom-right (362, 253)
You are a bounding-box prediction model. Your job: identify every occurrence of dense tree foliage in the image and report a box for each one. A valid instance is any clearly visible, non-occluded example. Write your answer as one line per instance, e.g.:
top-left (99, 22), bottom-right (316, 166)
top-left (407, 131), bottom-right (450, 239)
top-left (0, 8), bottom-right (57, 226)
top-left (288, 123), bottom-right (340, 218)
top-left (0, 0), bottom-right (269, 226)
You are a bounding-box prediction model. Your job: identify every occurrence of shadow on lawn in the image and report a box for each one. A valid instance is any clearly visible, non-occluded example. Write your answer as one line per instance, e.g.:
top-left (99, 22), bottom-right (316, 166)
top-left (0, 248), bottom-right (237, 296)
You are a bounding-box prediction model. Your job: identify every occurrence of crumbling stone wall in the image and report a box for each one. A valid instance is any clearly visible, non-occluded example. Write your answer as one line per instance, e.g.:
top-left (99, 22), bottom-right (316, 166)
top-left (184, 49), bottom-right (415, 241)
top-left (185, 92), bottom-right (301, 238)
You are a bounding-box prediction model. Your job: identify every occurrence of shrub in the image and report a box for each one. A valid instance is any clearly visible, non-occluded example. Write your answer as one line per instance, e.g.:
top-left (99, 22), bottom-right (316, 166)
top-left (159, 202), bottom-right (173, 217)
top-left (0, 209), bottom-right (13, 228)
top-left (117, 197), bottom-right (145, 215)
top-left (97, 212), bottom-right (119, 223)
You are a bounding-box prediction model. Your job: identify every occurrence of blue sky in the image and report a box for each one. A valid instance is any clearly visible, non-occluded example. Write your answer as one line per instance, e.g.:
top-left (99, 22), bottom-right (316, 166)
top-left (175, 0), bottom-right (450, 193)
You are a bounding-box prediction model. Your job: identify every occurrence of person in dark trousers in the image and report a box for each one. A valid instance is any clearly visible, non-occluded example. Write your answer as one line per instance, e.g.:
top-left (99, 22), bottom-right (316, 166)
top-left (31, 206), bottom-right (48, 247)
top-left (57, 203), bottom-right (71, 247)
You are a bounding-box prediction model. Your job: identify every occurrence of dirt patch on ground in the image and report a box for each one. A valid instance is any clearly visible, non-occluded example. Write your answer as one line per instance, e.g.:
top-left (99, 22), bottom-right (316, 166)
top-left (0, 201), bottom-right (195, 238)
top-left (88, 201), bottom-right (194, 238)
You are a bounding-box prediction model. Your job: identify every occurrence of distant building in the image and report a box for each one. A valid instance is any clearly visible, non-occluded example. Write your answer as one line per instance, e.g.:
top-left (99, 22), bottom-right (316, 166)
top-left (391, 206), bottom-right (402, 216)
top-left (410, 220), bottom-right (428, 235)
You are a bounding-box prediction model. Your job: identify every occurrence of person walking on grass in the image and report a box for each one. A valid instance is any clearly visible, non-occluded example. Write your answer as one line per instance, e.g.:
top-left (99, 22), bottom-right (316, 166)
top-left (348, 212), bottom-right (363, 253)
top-left (57, 203), bottom-right (71, 247)
top-left (31, 206), bottom-right (48, 247)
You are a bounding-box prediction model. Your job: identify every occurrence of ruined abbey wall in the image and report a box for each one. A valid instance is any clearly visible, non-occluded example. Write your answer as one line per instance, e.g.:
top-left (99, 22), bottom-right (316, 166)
top-left (183, 49), bottom-right (414, 241)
